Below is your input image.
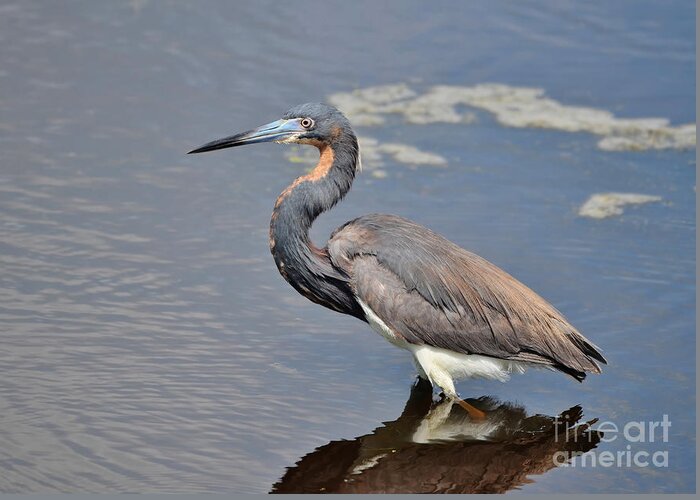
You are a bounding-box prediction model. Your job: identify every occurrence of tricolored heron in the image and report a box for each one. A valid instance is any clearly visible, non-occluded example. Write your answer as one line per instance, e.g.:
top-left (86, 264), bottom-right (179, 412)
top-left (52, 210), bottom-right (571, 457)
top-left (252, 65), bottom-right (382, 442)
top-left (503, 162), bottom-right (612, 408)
top-left (189, 103), bottom-right (606, 418)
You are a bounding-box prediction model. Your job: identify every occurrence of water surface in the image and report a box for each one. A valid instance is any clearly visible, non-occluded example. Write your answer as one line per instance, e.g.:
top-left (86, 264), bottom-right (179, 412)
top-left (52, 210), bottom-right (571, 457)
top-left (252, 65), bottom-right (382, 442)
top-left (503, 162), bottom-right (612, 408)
top-left (0, 0), bottom-right (694, 493)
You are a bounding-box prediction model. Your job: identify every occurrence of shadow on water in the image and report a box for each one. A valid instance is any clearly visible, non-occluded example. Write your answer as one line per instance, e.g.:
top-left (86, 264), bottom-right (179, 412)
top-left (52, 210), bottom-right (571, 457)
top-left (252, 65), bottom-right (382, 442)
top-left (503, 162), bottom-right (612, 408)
top-left (271, 379), bottom-right (602, 494)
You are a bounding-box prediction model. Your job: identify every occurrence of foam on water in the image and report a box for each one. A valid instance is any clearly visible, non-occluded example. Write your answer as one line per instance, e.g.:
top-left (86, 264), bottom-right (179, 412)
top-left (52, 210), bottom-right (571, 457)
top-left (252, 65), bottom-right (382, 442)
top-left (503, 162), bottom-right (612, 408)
top-left (578, 192), bottom-right (663, 219)
top-left (329, 83), bottom-right (695, 151)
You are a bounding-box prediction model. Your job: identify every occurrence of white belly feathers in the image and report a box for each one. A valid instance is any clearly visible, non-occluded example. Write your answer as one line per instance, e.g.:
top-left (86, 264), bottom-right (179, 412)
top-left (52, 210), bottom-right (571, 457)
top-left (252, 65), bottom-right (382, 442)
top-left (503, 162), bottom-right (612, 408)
top-left (356, 298), bottom-right (530, 393)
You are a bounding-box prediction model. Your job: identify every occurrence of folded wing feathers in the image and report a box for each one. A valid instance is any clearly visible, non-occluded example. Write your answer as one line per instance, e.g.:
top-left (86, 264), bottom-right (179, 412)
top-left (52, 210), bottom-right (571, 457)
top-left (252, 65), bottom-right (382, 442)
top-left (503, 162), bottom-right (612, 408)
top-left (329, 214), bottom-right (606, 378)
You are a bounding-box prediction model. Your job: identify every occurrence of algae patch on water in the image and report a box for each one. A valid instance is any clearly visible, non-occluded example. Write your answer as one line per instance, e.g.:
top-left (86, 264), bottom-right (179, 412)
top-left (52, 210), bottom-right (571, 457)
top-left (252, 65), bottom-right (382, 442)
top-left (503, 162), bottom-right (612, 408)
top-left (358, 137), bottom-right (447, 168)
top-left (328, 83), bottom-right (695, 151)
top-left (578, 193), bottom-right (662, 219)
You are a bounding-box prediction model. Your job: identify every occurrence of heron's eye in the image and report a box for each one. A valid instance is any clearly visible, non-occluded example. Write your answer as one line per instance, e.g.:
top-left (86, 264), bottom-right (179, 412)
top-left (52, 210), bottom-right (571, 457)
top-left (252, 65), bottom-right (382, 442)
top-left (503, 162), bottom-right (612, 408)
top-left (300, 118), bottom-right (314, 129)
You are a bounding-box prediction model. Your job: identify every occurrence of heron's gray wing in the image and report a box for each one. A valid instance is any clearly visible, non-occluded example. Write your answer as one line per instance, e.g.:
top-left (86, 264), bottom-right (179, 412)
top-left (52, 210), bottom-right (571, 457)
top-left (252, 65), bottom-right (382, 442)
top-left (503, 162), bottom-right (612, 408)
top-left (328, 214), bottom-right (606, 379)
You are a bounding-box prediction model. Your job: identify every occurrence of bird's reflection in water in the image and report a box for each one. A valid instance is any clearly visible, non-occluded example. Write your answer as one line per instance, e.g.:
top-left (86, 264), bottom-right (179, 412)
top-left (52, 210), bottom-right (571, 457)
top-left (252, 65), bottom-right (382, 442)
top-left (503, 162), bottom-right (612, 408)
top-left (271, 379), bottom-right (602, 494)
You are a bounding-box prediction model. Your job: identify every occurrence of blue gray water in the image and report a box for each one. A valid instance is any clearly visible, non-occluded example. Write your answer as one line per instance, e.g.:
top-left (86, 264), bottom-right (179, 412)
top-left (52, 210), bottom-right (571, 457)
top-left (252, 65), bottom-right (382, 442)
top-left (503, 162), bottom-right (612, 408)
top-left (0, 0), bottom-right (694, 493)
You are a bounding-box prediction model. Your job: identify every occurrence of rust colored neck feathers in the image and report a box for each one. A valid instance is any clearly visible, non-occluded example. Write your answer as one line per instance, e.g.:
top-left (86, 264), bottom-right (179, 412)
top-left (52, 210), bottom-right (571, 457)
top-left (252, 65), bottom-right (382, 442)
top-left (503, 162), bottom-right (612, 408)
top-left (272, 144), bottom-right (335, 211)
top-left (267, 135), bottom-right (364, 320)
top-left (307, 144), bottom-right (334, 181)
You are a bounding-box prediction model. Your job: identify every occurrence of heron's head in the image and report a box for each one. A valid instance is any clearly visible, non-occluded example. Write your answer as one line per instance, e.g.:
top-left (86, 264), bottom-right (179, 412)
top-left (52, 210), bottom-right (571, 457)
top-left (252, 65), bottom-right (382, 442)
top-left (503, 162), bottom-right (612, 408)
top-left (188, 103), bottom-right (354, 154)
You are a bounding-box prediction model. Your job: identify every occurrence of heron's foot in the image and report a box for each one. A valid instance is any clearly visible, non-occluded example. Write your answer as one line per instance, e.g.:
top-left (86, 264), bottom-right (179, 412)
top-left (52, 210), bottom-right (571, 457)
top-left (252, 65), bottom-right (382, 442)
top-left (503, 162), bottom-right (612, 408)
top-left (455, 397), bottom-right (487, 420)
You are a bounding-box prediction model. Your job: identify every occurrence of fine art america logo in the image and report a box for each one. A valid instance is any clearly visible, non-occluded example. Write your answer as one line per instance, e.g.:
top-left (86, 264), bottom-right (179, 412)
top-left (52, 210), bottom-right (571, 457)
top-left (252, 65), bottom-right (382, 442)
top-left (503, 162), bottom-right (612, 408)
top-left (552, 414), bottom-right (671, 468)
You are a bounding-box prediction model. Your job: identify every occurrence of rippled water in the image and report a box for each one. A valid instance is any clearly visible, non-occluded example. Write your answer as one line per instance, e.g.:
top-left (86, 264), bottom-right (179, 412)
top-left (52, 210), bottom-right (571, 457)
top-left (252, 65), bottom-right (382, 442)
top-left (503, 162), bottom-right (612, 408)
top-left (0, 0), bottom-right (695, 493)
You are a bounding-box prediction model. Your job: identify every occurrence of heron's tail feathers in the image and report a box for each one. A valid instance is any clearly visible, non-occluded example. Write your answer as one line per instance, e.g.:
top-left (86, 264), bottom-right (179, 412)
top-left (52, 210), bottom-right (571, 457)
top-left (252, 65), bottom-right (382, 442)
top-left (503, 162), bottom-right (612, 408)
top-left (556, 329), bottom-right (607, 382)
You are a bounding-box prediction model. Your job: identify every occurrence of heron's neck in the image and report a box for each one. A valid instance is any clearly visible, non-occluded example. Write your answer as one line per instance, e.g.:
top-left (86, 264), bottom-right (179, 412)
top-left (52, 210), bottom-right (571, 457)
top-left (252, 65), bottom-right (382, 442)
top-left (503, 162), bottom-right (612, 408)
top-left (269, 138), bottom-right (361, 316)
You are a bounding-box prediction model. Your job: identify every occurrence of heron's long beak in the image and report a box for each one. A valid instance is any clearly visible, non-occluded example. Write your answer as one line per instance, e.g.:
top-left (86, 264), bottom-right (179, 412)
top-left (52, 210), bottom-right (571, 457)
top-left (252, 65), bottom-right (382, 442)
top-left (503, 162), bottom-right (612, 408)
top-left (188, 119), bottom-right (304, 154)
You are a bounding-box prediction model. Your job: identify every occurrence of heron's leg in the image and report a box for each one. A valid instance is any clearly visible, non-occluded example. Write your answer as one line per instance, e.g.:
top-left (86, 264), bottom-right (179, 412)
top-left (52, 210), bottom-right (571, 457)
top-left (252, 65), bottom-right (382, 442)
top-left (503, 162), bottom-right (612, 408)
top-left (412, 357), bottom-right (429, 381)
top-left (412, 350), bottom-right (487, 420)
top-left (434, 376), bottom-right (487, 420)
top-left (454, 397), bottom-right (487, 420)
